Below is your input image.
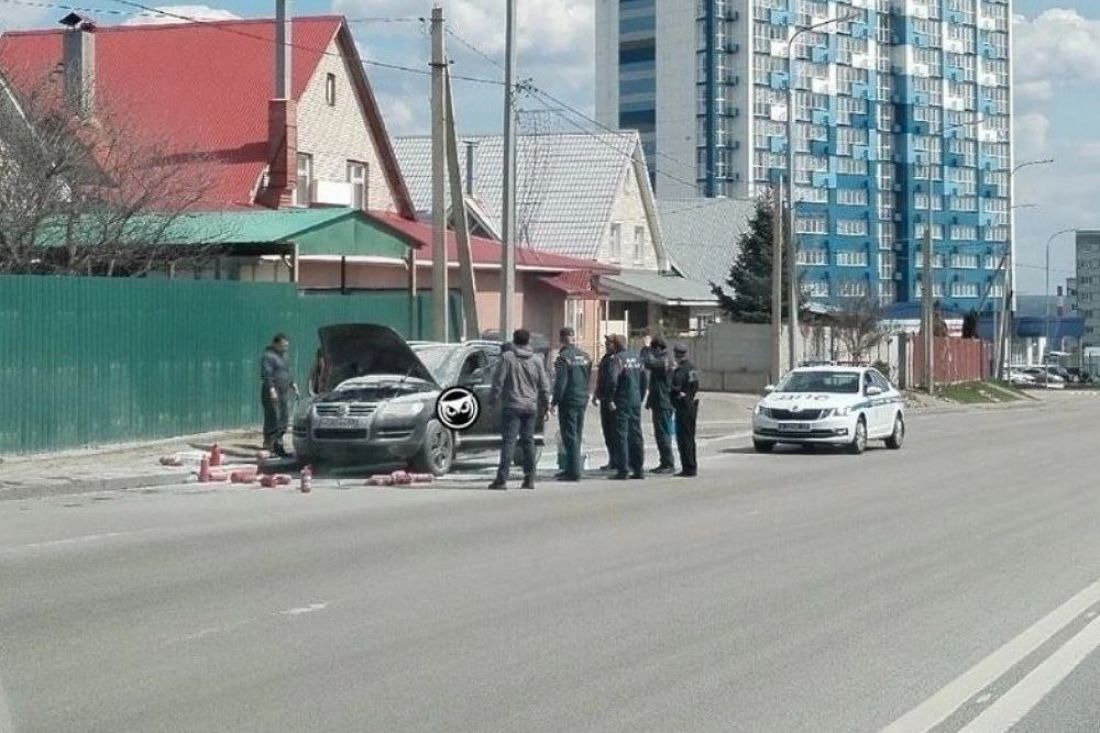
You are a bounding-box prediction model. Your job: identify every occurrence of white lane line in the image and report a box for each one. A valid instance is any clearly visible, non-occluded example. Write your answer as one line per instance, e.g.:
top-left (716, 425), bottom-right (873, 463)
top-left (960, 613), bottom-right (1100, 732)
top-left (0, 528), bottom-right (158, 554)
top-left (882, 577), bottom-right (1100, 732)
top-left (698, 431), bottom-right (753, 446)
top-left (277, 602), bottom-right (329, 616)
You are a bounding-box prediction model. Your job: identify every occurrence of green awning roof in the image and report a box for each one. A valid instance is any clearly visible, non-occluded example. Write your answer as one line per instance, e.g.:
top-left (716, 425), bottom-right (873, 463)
top-left (34, 208), bottom-right (412, 260)
top-left (602, 270), bottom-right (719, 306)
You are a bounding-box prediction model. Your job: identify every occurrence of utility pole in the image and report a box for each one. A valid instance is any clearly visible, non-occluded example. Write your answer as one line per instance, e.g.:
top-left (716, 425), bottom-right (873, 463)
top-left (922, 216), bottom-right (933, 393)
top-left (443, 64), bottom-right (479, 340)
top-left (771, 181), bottom-right (783, 381)
top-left (430, 6), bottom-right (449, 341)
top-left (499, 0), bottom-right (518, 337)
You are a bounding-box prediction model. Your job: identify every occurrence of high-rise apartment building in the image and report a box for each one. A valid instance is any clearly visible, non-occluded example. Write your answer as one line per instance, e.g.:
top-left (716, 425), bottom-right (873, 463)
top-left (596, 0), bottom-right (1013, 310)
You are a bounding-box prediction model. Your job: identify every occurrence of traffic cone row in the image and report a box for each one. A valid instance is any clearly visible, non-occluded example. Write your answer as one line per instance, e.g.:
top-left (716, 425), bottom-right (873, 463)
top-left (366, 470), bottom-right (434, 487)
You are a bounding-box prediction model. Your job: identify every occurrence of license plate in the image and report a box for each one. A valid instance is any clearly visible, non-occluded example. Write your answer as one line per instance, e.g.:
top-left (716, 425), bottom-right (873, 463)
top-left (318, 417), bottom-right (360, 429)
top-left (779, 422), bottom-right (811, 432)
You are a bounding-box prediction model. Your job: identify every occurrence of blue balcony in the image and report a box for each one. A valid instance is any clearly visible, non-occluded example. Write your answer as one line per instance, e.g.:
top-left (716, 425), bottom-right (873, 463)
top-left (812, 171), bottom-right (837, 188)
top-left (770, 72), bottom-right (790, 90)
top-left (811, 46), bottom-right (831, 64)
top-left (811, 139), bottom-right (830, 156)
top-left (769, 136), bottom-right (788, 154)
top-left (946, 67), bottom-right (965, 83)
top-left (812, 109), bottom-right (830, 125)
top-left (852, 22), bottom-right (871, 39)
top-left (769, 8), bottom-right (791, 25)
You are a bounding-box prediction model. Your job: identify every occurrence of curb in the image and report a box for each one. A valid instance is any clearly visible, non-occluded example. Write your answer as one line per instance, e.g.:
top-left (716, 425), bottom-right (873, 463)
top-left (0, 472), bottom-right (194, 502)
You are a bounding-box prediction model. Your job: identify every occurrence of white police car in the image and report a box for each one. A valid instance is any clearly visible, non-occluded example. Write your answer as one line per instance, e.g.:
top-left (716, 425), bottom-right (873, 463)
top-left (752, 366), bottom-right (905, 455)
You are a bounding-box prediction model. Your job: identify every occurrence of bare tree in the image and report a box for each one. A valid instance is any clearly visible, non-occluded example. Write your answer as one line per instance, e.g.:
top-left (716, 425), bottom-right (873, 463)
top-left (831, 297), bottom-right (889, 363)
top-left (0, 76), bottom-right (220, 276)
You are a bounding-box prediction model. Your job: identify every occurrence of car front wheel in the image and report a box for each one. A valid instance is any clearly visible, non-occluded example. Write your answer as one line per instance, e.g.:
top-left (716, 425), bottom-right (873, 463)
top-left (411, 420), bottom-right (455, 476)
top-left (885, 414), bottom-right (905, 450)
top-left (847, 417), bottom-right (868, 455)
top-left (753, 439), bottom-right (775, 453)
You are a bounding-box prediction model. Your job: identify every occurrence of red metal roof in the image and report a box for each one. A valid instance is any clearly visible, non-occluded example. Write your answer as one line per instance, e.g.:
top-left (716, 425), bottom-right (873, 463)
top-left (369, 212), bottom-right (613, 273)
top-left (0, 17), bottom-right (413, 215)
top-left (538, 270), bottom-right (606, 298)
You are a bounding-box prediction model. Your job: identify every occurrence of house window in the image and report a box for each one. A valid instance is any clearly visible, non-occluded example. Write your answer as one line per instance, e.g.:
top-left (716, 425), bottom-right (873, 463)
top-left (325, 73), bottom-right (336, 106)
top-left (347, 161), bottom-right (368, 210)
top-left (633, 226), bottom-right (646, 265)
top-left (609, 223), bottom-right (622, 261)
top-left (293, 153), bottom-right (313, 207)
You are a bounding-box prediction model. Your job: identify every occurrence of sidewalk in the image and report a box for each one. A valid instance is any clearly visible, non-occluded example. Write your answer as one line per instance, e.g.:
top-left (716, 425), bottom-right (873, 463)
top-left (1, 392), bottom-right (760, 501)
top-left (0, 429), bottom-right (276, 501)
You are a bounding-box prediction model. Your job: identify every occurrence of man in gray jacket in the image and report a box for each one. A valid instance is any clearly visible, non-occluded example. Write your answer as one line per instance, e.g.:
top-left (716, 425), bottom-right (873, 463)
top-left (260, 333), bottom-right (298, 457)
top-left (489, 328), bottom-right (551, 490)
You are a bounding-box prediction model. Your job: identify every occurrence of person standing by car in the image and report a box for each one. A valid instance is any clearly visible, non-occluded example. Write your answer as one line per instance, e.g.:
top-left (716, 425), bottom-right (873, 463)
top-left (489, 329), bottom-right (551, 490)
top-left (670, 343), bottom-right (700, 477)
top-left (260, 333), bottom-right (298, 457)
top-left (593, 335), bottom-right (620, 471)
top-left (643, 336), bottom-right (676, 474)
top-left (608, 334), bottom-right (646, 480)
top-left (551, 327), bottom-right (592, 482)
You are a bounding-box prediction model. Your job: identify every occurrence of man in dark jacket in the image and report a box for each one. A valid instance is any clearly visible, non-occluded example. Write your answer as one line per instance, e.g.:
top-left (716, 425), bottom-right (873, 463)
top-left (551, 327), bottom-right (592, 482)
top-left (608, 334), bottom-right (647, 480)
top-left (489, 329), bottom-right (551, 490)
top-left (671, 343), bottom-right (700, 477)
top-left (643, 336), bottom-right (676, 474)
top-left (593, 335), bottom-right (619, 471)
top-left (260, 333), bottom-right (298, 457)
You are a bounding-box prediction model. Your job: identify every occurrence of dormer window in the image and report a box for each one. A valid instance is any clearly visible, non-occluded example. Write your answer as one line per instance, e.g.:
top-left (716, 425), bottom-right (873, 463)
top-left (325, 73), bottom-right (336, 106)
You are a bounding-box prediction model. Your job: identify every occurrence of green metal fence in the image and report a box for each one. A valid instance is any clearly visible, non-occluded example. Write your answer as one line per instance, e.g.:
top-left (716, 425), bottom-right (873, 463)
top-left (0, 276), bottom-right (460, 454)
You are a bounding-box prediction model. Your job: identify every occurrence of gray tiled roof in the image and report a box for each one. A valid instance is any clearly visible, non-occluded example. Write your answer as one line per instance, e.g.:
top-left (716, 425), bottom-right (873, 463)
top-left (657, 197), bottom-right (756, 294)
top-left (394, 131), bottom-right (640, 260)
top-left (603, 270), bottom-right (719, 305)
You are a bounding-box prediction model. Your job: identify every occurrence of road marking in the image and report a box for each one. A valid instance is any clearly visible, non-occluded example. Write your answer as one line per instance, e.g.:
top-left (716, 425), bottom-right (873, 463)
top-left (698, 431), bottom-right (753, 446)
top-left (882, 577), bottom-right (1100, 732)
top-left (960, 613), bottom-right (1100, 732)
top-left (0, 528), bottom-right (158, 554)
top-left (278, 602), bottom-right (329, 616)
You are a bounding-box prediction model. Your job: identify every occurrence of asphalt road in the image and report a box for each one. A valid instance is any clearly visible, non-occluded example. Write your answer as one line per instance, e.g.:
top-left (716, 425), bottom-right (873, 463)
top-left (2, 395), bottom-right (1099, 732)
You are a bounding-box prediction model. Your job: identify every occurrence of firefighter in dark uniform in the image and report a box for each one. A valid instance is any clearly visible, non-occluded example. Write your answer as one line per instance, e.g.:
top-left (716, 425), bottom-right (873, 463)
top-left (608, 334), bottom-right (647, 480)
top-left (551, 327), bottom-right (592, 482)
top-left (670, 343), bottom-right (700, 477)
top-left (643, 336), bottom-right (676, 474)
top-left (593, 335), bottom-right (620, 471)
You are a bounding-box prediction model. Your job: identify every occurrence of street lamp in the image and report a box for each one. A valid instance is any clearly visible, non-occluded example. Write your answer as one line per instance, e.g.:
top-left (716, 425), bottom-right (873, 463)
top-left (785, 12), bottom-right (857, 369)
top-left (994, 159), bottom-right (1054, 377)
top-left (1044, 228), bottom-right (1076, 361)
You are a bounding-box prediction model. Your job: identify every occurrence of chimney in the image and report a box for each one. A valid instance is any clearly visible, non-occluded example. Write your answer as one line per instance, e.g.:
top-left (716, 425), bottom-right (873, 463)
top-left (264, 0), bottom-right (298, 207)
top-left (59, 13), bottom-right (96, 118)
top-left (464, 140), bottom-right (478, 197)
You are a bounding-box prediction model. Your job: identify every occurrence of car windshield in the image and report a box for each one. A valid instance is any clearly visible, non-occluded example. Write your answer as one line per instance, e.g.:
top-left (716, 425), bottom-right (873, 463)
top-left (411, 344), bottom-right (460, 385)
top-left (777, 370), bottom-right (861, 394)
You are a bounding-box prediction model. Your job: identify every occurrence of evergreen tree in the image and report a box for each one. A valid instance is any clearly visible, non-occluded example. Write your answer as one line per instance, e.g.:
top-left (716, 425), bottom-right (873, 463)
top-left (713, 193), bottom-right (794, 323)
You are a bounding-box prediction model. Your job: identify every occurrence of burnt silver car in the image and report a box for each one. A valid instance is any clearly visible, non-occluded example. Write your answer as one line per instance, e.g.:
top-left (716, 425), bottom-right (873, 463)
top-left (293, 324), bottom-right (544, 475)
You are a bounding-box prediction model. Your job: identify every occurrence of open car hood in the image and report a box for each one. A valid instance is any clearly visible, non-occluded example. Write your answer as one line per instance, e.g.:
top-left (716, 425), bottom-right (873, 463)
top-left (318, 324), bottom-right (438, 391)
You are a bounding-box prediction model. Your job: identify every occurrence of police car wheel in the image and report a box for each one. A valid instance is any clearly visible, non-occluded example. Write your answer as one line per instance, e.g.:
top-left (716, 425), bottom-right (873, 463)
top-left (411, 420), bottom-right (455, 476)
top-left (885, 414), bottom-right (905, 450)
top-left (753, 439), bottom-right (775, 454)
top-left (847, 417), bottom-right (868, 455)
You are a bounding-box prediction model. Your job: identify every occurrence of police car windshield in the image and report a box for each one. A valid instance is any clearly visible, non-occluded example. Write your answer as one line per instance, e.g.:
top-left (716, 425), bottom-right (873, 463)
top-left (777, 371), bottom-right (861, 394)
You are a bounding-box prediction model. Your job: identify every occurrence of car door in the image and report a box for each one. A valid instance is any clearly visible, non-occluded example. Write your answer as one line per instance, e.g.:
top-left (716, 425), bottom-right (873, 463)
top-left (456, 347), bottom-right (499, 436)
top-left (861, 370), bottom-right (887, 436)
top-left (869, 369), bottom-right (896, 437)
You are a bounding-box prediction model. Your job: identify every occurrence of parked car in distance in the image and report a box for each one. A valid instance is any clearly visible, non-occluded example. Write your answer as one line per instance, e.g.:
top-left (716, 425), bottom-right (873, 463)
top-left (752, 366), bottom-right (906, 455)
top-left (1022, 366), bottom-right (1066, 389)
top-left (1064, 367), bottom-right (1093, 384)
top-left (1006, 369), bottom-right (1036, 387)
top-left (293, 324), bottom-right (545, 475)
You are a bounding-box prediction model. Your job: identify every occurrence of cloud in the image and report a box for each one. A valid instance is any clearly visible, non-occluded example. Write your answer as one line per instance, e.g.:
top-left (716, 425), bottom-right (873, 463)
top-left (123, 5), bottom-right (242, 25)
top-left (1014, 112), bottom-right (1050, 159)
top-left (377, 94), bottom-right (419, 136)
top-left (1014, 9), bottom-right (1100, 87)
top-left (0, 4), bottom-right (51, 31)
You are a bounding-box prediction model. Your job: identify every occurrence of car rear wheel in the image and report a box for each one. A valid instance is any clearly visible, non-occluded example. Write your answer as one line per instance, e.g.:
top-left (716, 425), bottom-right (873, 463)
top-left (885, 414), bottom-right (905, 450)
top-left (847, 417), bottom-right (868, 455)
top-left (411, 420), bottom-right (455, 476)
top-left (753, 439), bottom-right (775, 453)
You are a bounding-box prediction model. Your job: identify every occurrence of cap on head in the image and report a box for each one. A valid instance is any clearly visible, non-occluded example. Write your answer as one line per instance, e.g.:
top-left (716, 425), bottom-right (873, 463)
top-left (673, 343), bottom-right (688, 355)
top-left (650, 336), bottom-right (667, 350)
top-left (559, 327), bottom-right (575, 339)
top-left (609, 334), bottom-right (626, 351)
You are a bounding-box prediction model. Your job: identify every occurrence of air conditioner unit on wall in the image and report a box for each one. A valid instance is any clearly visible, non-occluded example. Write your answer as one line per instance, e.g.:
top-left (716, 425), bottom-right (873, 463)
top-left (311, 180), bottom-right (354, 207)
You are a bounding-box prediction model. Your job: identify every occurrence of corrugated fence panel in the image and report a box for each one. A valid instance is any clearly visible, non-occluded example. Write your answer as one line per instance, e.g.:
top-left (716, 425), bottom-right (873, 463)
top-left (0, 276), bottom-right (460, 454)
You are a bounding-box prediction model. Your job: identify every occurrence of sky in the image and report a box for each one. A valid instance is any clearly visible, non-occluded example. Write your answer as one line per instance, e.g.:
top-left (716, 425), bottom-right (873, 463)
top-left (0, 0), bottom-right (1095, 295)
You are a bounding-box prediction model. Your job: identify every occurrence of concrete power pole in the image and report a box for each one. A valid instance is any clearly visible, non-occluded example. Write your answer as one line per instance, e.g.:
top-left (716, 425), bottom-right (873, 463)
top-left (499, 0), bottom-right (518, 337)
top-left (443, 65), bottom-right (480, 340)
top-left (430, 6), bottom-right (449, 342)
top-left (771, 181), bottom-right (783, 382)
top-left (922, 218), bottom-right (934, 393)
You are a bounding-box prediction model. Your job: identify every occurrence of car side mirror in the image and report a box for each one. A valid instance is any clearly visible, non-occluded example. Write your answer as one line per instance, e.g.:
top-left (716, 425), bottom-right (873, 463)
top-left (866, 386), bottom-right (883, 396)
top-left (763, 384), bottom-right (775, 394)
